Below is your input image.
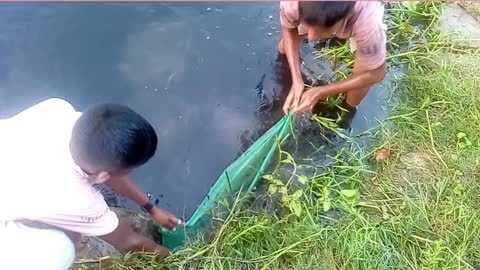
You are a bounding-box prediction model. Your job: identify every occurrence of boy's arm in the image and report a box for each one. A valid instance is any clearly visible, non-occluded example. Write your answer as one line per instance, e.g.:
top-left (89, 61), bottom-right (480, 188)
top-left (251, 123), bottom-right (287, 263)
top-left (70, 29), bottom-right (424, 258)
top-left (106, 175), bottom-right (150, 207)
top-left (282, 26), bottom-right (305, 113)
top-left (105, 176), bottom-right (182, 231)
top-left (295, 56), bottom-right (386, 113)
top-left (99, 216), bottom-right (170, 259)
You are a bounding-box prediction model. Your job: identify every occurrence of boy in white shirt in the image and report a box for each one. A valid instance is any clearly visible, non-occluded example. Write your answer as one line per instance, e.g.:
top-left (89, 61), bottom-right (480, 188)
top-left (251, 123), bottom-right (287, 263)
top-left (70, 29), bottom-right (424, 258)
top-left (0, 98), bottom-right (183, 269)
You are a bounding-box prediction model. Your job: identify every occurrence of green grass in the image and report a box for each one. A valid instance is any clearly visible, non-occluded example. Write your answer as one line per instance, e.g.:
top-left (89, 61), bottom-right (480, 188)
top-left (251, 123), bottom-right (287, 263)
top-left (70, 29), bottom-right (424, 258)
top-left (78, 3), bottom-right (480, 270)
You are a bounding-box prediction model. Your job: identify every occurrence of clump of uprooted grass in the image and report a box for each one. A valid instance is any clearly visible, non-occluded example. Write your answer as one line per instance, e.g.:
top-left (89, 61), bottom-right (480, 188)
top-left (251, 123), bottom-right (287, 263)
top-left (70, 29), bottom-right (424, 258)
top-left (91, 3), bottom-right (480, 270)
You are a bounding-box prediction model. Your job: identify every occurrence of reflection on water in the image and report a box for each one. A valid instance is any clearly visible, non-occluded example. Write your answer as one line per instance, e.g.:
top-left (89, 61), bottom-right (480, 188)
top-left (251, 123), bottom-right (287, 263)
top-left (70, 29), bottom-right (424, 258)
top-left (0, 2), bottom-right (392, 218)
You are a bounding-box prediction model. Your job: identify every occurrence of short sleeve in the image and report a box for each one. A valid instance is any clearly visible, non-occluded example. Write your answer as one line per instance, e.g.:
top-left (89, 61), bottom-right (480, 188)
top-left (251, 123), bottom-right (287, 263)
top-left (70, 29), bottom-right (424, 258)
top-left (351, 3), bottom-right (387, 71)
top-left (353, 25), bottom-right (387, 71)
top-left (280, 1), bottom-right (300, 29)
top-left (35, 184), bottom-right (119, 237)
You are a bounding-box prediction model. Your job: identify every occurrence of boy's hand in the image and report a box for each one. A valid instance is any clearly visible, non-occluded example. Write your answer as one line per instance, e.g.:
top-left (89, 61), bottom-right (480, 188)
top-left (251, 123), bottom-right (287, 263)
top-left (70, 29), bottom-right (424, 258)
top-left (294, 88), bottom-right (323, 114)
top-left (283, 82), bottom-right (304, 114)
top-left (150, 207), bottom-right (184, 231)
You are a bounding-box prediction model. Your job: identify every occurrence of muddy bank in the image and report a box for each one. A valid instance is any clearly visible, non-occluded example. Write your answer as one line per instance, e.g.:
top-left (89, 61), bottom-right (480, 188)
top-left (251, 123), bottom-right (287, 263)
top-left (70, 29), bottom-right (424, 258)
top-left (439, 3), bottom-right (480, 48)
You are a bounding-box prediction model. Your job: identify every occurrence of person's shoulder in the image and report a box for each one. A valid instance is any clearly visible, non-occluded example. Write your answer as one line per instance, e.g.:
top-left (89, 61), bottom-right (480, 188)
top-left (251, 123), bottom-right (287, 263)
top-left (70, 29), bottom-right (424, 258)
top-left (280, 1), bottom-right (298, 10)
top-left (280, 1), bottom-right (300, 29)
top-left (280, 1), bottom-right (299, 16)
top-left (354, 1), bottom-right (385, 21)
top-left (352, 1), bottom-right (385, 35)
top-left (355, 1), bottom-right (385, 11)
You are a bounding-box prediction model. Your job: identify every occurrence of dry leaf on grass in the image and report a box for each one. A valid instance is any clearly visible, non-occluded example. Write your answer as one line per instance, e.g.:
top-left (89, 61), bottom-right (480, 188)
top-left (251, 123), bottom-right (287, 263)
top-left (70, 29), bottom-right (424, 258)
top-left (375, 148), bottom-right (391, 161)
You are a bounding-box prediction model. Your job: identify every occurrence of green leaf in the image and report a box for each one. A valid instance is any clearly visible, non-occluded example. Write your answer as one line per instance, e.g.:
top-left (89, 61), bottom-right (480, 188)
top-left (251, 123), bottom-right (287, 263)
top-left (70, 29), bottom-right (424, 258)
top-left (263, 174), bottom-right (274, 181)
top-left (292, 189), bottom-right (303, 199)
top-left (273, 179), bottom-right (284, 186)
top-left (268, 184), bottom-right (277, 194)
top-left (465, 138), bottom-right (472, 147)
top-left (290, 201), bottom-right (302, 217)
top-left (322, 186), bottom-right (330, 198)
top-left (281, 153), bottom-right (295, 165)
top-left (453, 183), bottom-right (465, 195)
top-left (341, 189), bottom-right (358, 198)
top-left (381, 205), bottom-right (390, 221)
top-left (458, 140), bottom-right (471, 149)
top-left (279, 187), bottom-right (288, 195)
top-left (401, 22), bottom-right (416, 34)
top-left (401, 1), bottom-right (416, 11)
top-left (323, 201), bottom-right (332, 212)
top-left (281, 159), bottom-right (293, 164)
top-left (400, 201), bottom-right (407, 210)
top-left (456, 132), bottom-right (467, 140)
top-left (297, 175), bottom-right (308, 184)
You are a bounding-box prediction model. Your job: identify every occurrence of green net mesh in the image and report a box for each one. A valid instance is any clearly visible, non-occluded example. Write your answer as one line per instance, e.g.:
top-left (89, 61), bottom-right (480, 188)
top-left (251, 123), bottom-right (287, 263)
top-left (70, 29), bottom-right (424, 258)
top-left (161, 114), bottom-right (294, 249)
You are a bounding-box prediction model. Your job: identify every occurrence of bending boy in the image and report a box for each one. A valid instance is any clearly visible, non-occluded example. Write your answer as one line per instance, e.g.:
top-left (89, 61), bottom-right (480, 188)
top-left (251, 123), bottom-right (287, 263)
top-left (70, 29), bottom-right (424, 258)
top-left (279, 1), bottom-right (387, 114)
top-left (0, 98), bottom-right (182, 269)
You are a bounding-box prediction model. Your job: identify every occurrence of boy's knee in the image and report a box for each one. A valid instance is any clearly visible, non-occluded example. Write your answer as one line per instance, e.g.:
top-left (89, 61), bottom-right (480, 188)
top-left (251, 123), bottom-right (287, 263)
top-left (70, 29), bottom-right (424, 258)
top-left (49, 229), bottom-right (76, 250)
top-left (38, 229), bottom-right (76, 270)
top-left (1, 223), bottom-right (76, 270)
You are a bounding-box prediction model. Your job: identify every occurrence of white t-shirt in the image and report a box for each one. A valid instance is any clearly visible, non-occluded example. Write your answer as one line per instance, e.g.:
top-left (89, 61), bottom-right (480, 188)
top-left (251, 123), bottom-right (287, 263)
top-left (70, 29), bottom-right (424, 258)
top-left (0, 98), bottom-right (118, 236)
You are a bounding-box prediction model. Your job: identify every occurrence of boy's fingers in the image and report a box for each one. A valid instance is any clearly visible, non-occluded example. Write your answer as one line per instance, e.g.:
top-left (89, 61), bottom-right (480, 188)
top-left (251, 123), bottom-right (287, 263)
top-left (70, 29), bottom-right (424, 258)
top-left (293, 102), bottom-right (299, 111)
top-left (176, 218), bottom-right (185, 226)
top-left (282, 100), bottom-right (289, 113)
top-left (283, 96), bottom-right (293, 114)
top-left (168, 216), bottom-right (177, 224)
top-left (168, 216), bottom-right (185, 226)
top-left (293, 95), bottom-right (300, 105)
top-left (164, 223), bottom-right (175, 231)
top-left (294, 101), bottom-right (306, 114)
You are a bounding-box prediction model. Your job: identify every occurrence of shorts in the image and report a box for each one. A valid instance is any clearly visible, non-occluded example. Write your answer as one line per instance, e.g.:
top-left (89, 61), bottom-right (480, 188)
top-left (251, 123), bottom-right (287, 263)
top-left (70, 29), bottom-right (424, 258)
top-left (0, 221), bottom-right (75, 270)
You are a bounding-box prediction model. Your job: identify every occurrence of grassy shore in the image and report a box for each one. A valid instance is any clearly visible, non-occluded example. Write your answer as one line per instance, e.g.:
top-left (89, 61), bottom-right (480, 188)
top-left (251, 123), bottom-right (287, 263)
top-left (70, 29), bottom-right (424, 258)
top-left (82, 3), bottom-right (480, 269)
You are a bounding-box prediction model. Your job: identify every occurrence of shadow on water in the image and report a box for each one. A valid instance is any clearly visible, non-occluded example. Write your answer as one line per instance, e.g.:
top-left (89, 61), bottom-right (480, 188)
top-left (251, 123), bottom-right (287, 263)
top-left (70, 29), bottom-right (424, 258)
top-left (0, 2), bottom-right (395, 219)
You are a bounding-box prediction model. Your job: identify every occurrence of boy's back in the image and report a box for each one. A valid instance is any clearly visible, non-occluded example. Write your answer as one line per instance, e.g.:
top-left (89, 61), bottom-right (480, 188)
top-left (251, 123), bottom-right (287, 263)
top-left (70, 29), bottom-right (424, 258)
top-left (0, 98), bottom-right (118, 236)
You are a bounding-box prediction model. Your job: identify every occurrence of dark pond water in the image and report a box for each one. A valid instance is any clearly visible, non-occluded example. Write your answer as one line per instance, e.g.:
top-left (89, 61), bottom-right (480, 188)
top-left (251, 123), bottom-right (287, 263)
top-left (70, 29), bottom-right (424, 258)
top-left (0, 2), bottom-right (391, 218)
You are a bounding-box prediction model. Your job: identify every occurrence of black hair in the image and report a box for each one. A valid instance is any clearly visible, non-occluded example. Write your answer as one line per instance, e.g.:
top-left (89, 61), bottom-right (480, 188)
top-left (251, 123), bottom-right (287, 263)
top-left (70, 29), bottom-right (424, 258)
top-left (71, 103), bottom-right (157, 170)
top-left (299, 1), bottom-right (355, 28)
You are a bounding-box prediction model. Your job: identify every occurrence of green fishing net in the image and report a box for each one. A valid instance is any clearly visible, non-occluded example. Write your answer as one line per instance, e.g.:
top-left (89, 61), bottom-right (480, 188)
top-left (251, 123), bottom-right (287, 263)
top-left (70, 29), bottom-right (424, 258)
top-left (161, 114), bottom-right (294, 249)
